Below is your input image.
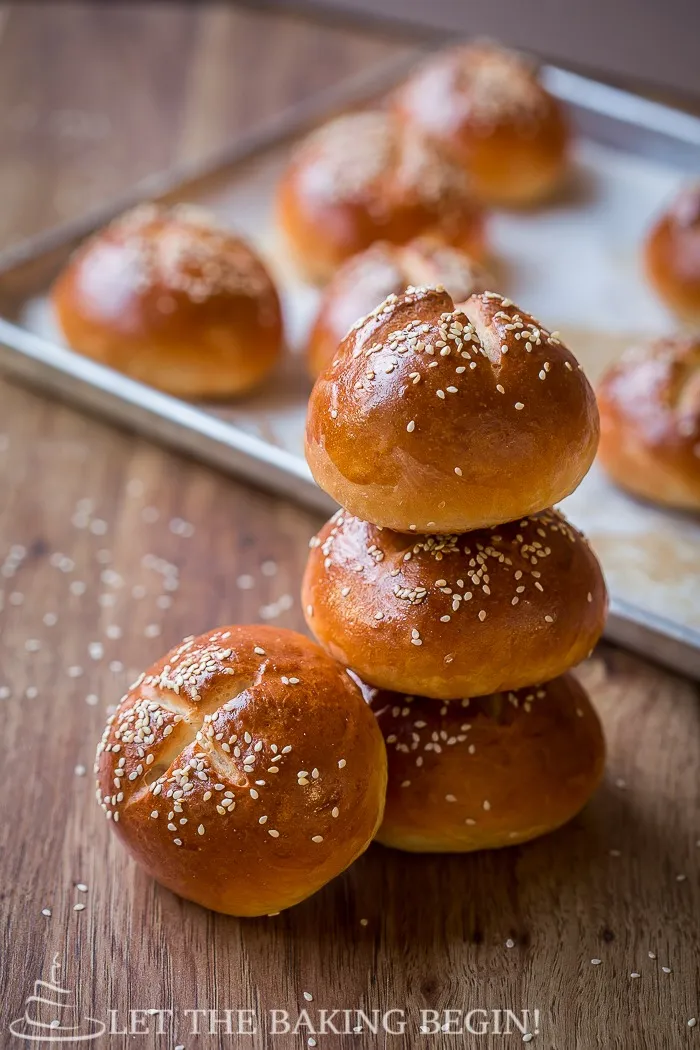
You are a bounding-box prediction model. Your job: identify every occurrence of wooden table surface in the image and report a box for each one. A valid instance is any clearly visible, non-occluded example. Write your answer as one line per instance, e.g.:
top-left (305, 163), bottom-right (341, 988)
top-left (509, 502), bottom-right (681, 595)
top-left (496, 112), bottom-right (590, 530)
top-left (0, 5), bottom-right (698, 1049)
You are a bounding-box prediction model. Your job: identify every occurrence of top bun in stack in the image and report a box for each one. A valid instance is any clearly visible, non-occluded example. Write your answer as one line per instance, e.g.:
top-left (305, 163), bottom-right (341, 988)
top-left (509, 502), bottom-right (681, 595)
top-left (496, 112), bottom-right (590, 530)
top-left (306, 287), bottom-right (599, 534)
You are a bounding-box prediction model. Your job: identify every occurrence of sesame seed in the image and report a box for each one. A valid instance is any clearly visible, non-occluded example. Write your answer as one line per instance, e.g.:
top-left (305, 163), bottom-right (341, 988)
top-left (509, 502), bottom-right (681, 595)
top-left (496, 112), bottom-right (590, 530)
top-left (303, 992), bottom-right (313, 1002)
top-left (311, 835), bottom-right (323, 843)
top-left (268, 829), bottom-right (280, 838)
top-left (514, 402), bottom-right (524, 410)
top-left (406, 420), bottom-right (416, 433)
top-left (338, 759), bottom-right (346, 768)
top-left (591, 958), bottom-right (602, 965)
top-left (454, 467), bottom-right (463, 476)
top-left (41, 908), bottom-right (52, 917)
top-left (73, 903), bottom-right (86, 912)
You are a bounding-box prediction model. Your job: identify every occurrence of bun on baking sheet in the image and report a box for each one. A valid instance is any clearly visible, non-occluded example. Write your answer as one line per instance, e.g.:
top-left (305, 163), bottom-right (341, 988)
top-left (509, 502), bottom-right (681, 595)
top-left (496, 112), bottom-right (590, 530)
top-left (276, 110), bottom-right (486, 283)
top-left (303, 508), bottom-right (607, 699)
top-left (305, 287), bottom-right (599, 534)
top-left (391, 44), bottom-right (570, 207)
top-left (597, 334), bottom-right (700, 510)
top-left (644, 184), bottom-right (700, 323)
top-left (52, 203), bottom-right (283, 398)
top-left (363, 672), bottom-right (605, 852)
top-left (307, 237), bottom-right (492, 378)
top-left (95, 625), bottom-right (387, 916)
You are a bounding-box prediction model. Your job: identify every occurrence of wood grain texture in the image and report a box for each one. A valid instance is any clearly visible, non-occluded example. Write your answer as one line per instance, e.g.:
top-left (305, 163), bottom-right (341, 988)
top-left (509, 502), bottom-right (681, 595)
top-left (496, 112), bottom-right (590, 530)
top-left (0, 5), bottom-right (698, 1049)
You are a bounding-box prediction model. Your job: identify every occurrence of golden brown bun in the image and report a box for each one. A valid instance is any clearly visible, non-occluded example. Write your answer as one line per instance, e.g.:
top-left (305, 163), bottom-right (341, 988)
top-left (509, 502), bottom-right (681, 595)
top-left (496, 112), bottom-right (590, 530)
top-left (94, 625), bottom-right (387, 917)
top-left (644, 184), bottom-right (700, 323)
top-left (303, 509), bottom-right (607, 699)
top-left (276, 111), bottom-right (486, 283)
top-left (391, 44), bottom-right (570, 207)
top-left (597, 334), bottom-right (700, 510)
top-left (305, 287), bottom-right (599, 533)
top-left (363, 673), bottom-right (605, 852)
top-left (307, 237), bottom-right (492, 378)
top-left (52, 203), bottom-right (283, 398)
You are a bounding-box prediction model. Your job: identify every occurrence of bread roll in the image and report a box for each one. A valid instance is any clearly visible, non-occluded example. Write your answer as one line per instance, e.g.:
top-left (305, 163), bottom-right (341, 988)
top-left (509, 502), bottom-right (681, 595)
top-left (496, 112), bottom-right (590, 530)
top-left (363, 673), bottom-right (605, 852)
top-left (598, 334), bottom-right (700, 510)
top-left (303, 508), bottom-right (607, 699)
top-left (94, 626), bottom-right (387, 916)
top-left (305, 287), bottom-right (599, 533)
top-left (392, 44), bottom-right (570, 206)
top-left (307, 237), bottom-right (491, 378)
top-left (276, 111), bottom-right (486, 283)
top-left (644, 184), bottom-right (700, 323)
top-left (52, 203), bottom-right (283, 398)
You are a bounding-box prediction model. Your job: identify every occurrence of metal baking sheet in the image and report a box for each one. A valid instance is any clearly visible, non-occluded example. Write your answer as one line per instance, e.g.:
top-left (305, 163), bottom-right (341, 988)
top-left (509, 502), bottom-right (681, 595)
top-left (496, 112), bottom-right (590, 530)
top-left (0, 54), bottom-right (699, 677)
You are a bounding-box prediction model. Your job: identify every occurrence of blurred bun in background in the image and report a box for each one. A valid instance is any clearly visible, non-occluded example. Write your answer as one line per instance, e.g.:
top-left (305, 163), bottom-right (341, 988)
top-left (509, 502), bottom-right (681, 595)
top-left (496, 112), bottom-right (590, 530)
top-left (276, 111), bottom-right (486, 283)
top-left (644, 184), bottom-right (700, 323)
top-left (598, 334), bottom-right (700, 510)
top-left (392, 43), bottom-right (570, 206)
top-left (52, 203), bottom-right (284, 398)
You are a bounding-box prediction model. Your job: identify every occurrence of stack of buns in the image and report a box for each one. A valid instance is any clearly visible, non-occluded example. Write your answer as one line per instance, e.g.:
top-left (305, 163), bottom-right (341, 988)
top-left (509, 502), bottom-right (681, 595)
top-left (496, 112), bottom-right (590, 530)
top-left (303, 285), bottom-right (607, 852)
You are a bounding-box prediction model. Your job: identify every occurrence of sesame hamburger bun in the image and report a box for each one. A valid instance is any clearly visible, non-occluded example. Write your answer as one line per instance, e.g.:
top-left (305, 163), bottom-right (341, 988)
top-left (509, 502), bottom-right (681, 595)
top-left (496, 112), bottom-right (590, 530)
top-left (303, 509), bottom-right (607, 700)
top-left (644, 184), bottom-right (700, 323)
top-left (52, 203), bottom-right (283, 398)
top-left (391, 44), bottom-right (570, 207)
top-left (307, 237), bottom-right (492, 378)
top-left (597, 334), bottom-right (700, 510)
top-left (276, 111), bottom-right (486, 284)
top-left (94, 626), bottom-right (387, 917)
top-left (364, 673), bottom-right (605, 852)
top-left (305, 287), bottom-right (600, 534)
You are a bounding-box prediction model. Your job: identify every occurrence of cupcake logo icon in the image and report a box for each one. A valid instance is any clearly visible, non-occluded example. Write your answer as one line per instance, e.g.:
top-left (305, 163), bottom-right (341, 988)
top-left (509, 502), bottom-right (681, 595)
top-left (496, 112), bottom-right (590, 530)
top-left (9, 954), bottom-right (105, 1043)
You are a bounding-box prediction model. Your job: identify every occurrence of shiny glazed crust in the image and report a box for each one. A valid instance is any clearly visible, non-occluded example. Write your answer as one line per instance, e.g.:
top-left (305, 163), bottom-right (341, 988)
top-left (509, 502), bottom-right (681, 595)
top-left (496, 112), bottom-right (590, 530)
top-left (303, 509), bottom-right (607, 699)
top-left (365, 672), bottom-right (605, 852)
top-left (52, 203), bottom-right (283, 398)
top-left (307, 237), bottom-right (492, 377)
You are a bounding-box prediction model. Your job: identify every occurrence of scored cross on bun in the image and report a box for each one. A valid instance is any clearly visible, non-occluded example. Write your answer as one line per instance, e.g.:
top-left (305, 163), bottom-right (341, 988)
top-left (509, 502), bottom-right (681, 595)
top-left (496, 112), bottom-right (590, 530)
top-left (307, 237), bottom-right (492, 378)
top-left (94, 626), bottom-right (387, 917)
top-left (305, 287), bottom-right (599, 534)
